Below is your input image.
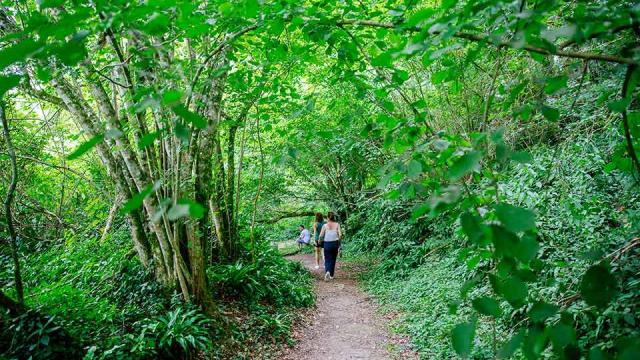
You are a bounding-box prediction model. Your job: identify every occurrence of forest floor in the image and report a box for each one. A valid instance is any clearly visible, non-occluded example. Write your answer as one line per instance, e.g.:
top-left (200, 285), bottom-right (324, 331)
top-left (279, 253), bottom-right (417, 360)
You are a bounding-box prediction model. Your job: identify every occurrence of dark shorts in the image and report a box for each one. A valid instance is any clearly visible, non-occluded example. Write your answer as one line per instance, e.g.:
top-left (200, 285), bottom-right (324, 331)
top-left (313, 240), bottom-right (322, 248)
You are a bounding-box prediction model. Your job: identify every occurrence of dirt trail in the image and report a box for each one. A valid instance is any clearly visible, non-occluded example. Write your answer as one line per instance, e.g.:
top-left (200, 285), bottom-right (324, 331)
top-left (280, 253), bottom-right (393, 360)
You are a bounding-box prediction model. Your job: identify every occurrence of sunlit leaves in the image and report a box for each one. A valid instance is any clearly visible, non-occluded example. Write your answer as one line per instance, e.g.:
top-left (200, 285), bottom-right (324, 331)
top-left (451, 319), bottom-right (476, 358)
top-left (580, 264), bottom-right (618, 309)
top-left (66, 134), bottom-right (104, 160)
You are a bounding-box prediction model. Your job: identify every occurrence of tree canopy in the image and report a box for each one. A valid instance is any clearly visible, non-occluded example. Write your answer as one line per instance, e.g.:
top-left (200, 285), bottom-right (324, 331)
top-left (1, 0), bottom-right (640, 358)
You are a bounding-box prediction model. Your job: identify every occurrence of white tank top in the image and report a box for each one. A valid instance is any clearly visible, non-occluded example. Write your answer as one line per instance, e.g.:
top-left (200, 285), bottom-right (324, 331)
top-left (324, 229), bottom-right (339, 242)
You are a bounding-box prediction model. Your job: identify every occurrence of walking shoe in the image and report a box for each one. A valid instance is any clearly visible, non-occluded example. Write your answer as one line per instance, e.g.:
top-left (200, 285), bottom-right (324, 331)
top-left (324, 271), bottom-right (330, 281)
top-left (315, 265), bottom-right (319, 269)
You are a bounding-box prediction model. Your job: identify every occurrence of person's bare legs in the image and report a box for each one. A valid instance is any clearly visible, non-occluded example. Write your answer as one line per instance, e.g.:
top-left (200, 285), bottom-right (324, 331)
top-left (315, 246), bottom-right (321, 269)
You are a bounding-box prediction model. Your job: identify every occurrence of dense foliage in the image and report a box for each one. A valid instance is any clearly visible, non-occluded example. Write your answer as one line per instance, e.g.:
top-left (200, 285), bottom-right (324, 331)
top-left (1, 0), bottom-right (639, 358)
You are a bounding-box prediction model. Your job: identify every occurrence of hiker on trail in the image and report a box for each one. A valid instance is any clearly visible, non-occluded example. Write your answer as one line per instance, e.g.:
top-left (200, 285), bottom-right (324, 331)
top-left (297, 225), bottom-right (310, 249)
top-left (312, 212), bottom-right (325, 269)
top-left (319, 211), bottom-right (342, 281)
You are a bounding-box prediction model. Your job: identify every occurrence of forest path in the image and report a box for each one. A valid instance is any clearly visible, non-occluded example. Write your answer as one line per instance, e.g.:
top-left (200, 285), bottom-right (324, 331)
top-left (280, 253), bottom-right (393, 360)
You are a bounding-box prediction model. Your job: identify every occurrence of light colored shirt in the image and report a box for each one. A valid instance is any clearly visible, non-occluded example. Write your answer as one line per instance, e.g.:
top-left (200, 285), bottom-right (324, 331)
top-left (299, 229), bottom-right (310, 243)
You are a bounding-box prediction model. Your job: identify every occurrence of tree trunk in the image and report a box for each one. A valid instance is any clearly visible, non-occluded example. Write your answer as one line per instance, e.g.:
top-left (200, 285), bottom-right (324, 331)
top-left (1, 100), bottom-right (24, 304)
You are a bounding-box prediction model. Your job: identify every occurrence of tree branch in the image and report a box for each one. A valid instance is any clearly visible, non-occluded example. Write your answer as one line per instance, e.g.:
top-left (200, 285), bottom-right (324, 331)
top-left (335, 19), bottom-right (638, 65)
top-left (187, 23), bottom-right (259, 108)
top-left (621, 64), bottom-right (640, 179)
top-left (258, 211), bottom-right (317, 224)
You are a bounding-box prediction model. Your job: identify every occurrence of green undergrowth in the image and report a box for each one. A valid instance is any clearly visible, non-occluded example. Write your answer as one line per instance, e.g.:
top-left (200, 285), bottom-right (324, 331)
top-left (345, 130), bottom-right (640, 359)
top-left (1, 232), bottom-right (314, 359)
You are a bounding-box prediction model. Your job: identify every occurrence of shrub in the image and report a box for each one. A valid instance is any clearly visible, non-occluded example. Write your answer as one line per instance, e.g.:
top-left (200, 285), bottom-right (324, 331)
top-left (208, 240), bottom-right (314, 308)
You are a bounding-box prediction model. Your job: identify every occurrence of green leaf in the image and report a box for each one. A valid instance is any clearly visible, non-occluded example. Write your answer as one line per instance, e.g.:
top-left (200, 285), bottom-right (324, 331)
top-left (218, 2), bottom-right (234, 15)
top-left (139, 131), bottom-right (162, 149)
top-left (472, 297), bottom-right (502, 317)
top-left (580, 264), bottom-right (618, 309)
top-left (495, 203), bottom-right (536, 233)
top-left (549, 323), bottom-right (576, 350)
top-left (243, 0), bottom-right (260, 17)
top-left (498, 328), bottom-right (525, 359)
top-left (509, 151), bottom-right (532, 163)
top-left (407, 159), bottom-right (422, 178)
top-left (448, 151), bottom-right (481, 180)
top-left (411, 203), bottom-right (430, 221)
top-left (392, 69), bottom-right (409, 84)
top-left (0, 75), bottom-right (21, 97)
top-left (544, 75), bottom-right (568, 94)
top-left (120, 184), bottom-right (154, 214)
top-left (67, 134), bottom-right (104, 160)
top-left (501, 276), bottom-right (528, 307)
top-left (451, 320), bottom-right (476, 358)
top-left (460, 212), bottom-right (486, 245)
top-left (528, 301), bottom-right (558, 323)
top-left (515, 236), bottom-right (539, 263)
top-left (490, 225), bottom-right (519, 259)
top-left (162, 90), bottom-right (183, 106)
top-left (167, 199), bottom-right (205, 221)
top-left (607, 98), bottom-right (630, 113)
top-left (372, 52), bottom-right (393, 67)
top-left (540, 105), bottom-right (559, 122)
top-left (173, 105), bottom-right (207, 129)
top-left (0, 39), bottom-right (42, 71)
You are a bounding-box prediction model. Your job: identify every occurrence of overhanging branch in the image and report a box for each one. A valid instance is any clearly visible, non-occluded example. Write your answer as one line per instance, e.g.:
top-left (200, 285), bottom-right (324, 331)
top-left (258, 211), bottom-right (316, 224)
top-left (336, 19), bottom-right (637, 65)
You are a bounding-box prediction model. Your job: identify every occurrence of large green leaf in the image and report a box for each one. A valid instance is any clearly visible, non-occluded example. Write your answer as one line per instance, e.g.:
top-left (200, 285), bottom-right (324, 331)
top-left (472, 297), bottom-right (502, 317)
top-left (407, 159), bottom-right (422, 178)
top-left (540, 105), bottom-right (559, 122)
top-left (120, 184), bottom-right (155, 214)
top-left (490, 225), bottom-right (519, 259)
top-left (460, 212), bottom-right (486, 245)
top-left (0, 75), bottom-right (21, 97)
top-left (451, 320), bottom-right (476, 358)
top-left (580, 264), bottom-right (617, 309)
top-left (544, 75), bottom-right (568, 94)
top-left (173, 105), bottom-right (208, 129)
top-left (449, 151), bottom-right (481, 180)
top-left (498, 328), bottom-right (525, 359)
top-left (167, 199), bottom-right (205, 221)
top-left (501, 276), bottom-right (528, 307)
top-left (528, 301), bottom-right (558, 323)
top-left (67, 134), bottom-right (104, 160)
top-left (495, 203), bottom-right (536, 233)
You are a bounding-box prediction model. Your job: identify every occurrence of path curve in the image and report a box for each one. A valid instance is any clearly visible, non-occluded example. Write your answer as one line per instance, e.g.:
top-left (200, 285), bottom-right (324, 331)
top-left (281, 253), bottom-right (391, 360)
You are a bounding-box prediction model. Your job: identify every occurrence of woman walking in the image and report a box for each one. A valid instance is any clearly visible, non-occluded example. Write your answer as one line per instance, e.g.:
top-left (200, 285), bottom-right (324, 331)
top-left (319, 211), bottom-right (342, 281)
top-left (311, 212), bottom-right (325, 269)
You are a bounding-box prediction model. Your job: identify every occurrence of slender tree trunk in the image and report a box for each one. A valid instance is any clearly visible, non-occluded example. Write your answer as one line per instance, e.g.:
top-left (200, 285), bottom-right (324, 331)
top-left (1, 100), bottom-right (24, 304)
